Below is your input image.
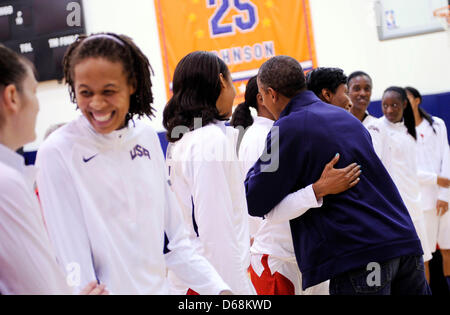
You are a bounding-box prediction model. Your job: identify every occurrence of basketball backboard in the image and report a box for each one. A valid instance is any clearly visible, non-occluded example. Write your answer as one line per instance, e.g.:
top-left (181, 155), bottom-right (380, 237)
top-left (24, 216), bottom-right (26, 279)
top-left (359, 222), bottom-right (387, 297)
top-left (375, 0), bottom-right (448, 40)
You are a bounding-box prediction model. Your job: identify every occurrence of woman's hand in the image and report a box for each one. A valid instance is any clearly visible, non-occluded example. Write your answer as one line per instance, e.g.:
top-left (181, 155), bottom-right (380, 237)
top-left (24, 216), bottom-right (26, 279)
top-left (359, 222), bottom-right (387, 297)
top-left (437, 177), bottom-right (450, 188)
top-left (312, 154), bottom-right (361, 200)
top-left (79, 281), bottom-right (109, 295)
top-left (436, 200), bottom-right (449, 217)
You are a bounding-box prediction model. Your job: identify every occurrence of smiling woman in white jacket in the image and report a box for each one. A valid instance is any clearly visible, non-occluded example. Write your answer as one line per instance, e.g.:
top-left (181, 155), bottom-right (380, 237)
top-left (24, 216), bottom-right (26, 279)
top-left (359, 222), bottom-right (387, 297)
top-left (35, 34), bottom-right (231, 295)
top-left (367, 87), bottom-right (432, 265)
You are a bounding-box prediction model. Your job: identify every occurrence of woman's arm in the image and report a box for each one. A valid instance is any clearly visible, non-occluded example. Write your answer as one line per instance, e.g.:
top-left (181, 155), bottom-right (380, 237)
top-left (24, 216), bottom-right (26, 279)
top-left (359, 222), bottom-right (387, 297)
top-left (265, 154), bottom-right (361, 224)
top-left (0, 176), bottom-right (72, 295)
top-left (36, 144), bottom-right (97, 294)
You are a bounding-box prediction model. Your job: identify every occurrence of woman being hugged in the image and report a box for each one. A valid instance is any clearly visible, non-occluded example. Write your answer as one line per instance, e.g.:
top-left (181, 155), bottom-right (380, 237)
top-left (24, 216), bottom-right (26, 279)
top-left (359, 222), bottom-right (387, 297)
top-left (406, 86), bottom-right (450, 285)
top-left (36, 34), bottom-right (231, 295)
top-left (230, 76), bottom-right (275, 178)
top-left (230, 76), bottom-right (335, 295)
top-left (230, 76), bottom-right (274, 239)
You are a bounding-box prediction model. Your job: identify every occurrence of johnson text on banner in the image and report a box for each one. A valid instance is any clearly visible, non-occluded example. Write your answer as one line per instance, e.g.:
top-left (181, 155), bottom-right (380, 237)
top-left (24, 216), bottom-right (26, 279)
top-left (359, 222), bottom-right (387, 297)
top-left (155, 0), bottom-right (317, 104)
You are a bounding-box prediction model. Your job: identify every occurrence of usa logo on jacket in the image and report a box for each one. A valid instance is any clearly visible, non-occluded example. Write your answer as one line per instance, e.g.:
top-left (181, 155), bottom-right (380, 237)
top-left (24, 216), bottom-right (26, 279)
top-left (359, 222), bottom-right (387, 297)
top-left (130, 145), bottom-right (151, 160)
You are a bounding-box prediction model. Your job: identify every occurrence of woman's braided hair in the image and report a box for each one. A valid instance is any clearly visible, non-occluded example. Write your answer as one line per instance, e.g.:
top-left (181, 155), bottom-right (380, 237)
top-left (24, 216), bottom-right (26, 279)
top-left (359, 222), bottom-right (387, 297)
top-left (63, 33), bottom-right (155, 124)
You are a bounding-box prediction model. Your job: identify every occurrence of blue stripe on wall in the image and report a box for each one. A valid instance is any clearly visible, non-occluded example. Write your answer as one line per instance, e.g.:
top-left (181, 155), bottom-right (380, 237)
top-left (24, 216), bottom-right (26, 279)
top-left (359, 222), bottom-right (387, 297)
top-left (368, 91), bottom-right (450, 143)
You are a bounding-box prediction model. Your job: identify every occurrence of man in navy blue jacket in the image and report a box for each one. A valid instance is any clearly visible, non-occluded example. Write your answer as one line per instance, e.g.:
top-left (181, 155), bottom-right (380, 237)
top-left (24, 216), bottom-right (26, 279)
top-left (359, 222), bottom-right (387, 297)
top-left (245, 56), bottom-right (430, 295)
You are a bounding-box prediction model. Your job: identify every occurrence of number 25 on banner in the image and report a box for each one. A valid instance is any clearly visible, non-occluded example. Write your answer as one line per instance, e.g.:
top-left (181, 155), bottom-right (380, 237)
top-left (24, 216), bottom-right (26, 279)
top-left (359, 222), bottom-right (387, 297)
top-left (208, 0), bottom-right (259, 37)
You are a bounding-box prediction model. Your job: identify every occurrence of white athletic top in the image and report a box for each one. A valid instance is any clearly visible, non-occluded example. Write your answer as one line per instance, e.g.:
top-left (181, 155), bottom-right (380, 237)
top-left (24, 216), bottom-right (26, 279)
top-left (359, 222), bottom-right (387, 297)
top-left (166, 121), bottom-right (255, 295)
top-left (0, 144), bottom-right (71, 294)
top-left (367, 117), bottom-right (432, 261)
top-left (362, 112), bottom-right (378, 128)
top-left (239, 116), bottom-right (275, 177)
top-left (416, 117), bottom-right (450, 210)
top-left (239, 116), bottom-right (274, 237)
top-left (368, 117), bottom-right (424, 221)
top-left (35, 116), bottom-right (230, 295)
top-left (251, 186), bottom-right (322, 273)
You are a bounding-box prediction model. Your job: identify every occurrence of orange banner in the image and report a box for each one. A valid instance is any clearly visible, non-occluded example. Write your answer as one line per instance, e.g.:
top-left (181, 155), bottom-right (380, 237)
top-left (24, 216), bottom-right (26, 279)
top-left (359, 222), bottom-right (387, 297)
top-left (155, 0), bottom-right (317, 103)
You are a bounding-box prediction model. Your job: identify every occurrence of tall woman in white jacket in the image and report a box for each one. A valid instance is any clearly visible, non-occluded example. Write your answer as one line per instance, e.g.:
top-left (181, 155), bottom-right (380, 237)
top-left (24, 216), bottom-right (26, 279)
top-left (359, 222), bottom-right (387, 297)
top-left (367, 87), bottom-right (432, 265)
top-left (406, 86), bottom-right (450, 285)
top-left (35, 34), bottom-right (231, 295)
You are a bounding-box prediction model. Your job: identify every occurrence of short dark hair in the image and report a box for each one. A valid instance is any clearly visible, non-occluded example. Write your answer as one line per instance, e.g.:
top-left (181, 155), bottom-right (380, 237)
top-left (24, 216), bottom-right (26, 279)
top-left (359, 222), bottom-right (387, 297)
top-left (258, 56), bottom-right (306, 98)
top-left (163, 51), bottom-right (230, 143)
top-left (306, 67), bottom-right (348, 97)
top-left (348, 71), bottom-right (372, 86)
top-left (63, 33), bottom-right (155, 125)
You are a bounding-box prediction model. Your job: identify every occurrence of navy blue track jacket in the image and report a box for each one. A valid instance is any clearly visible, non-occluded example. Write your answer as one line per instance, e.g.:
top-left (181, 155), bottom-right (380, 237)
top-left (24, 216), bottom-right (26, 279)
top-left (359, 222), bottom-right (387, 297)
top-left (245, 91), bottom-right (423, 290)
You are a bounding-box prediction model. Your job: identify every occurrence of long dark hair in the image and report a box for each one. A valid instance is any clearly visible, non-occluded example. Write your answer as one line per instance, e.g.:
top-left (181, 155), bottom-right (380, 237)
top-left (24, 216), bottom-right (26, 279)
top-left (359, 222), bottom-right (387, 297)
top-left (405, 86), bottom-right (436, 133)
top-left (230, 76), bottom-right (258, 129)
top-left (163, 51), bottom-right (229, 143)
top-left (63, 33), bottom-right (155, 125)
top-left (383, 86), bottom-right (417, 140)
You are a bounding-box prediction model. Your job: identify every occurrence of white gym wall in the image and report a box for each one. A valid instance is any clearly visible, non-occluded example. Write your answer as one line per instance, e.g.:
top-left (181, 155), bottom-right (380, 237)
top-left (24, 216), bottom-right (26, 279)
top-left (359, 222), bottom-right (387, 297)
top-left (27, 0), bottom-right (450, 151)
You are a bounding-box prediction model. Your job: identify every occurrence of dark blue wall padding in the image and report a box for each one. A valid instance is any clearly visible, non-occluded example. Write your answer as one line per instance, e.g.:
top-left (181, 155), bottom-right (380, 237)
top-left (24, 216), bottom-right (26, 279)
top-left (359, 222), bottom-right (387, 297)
top-left (368, 91), bottom-right (450, 143)
top-left (22, 91), bottom-right (450, 166)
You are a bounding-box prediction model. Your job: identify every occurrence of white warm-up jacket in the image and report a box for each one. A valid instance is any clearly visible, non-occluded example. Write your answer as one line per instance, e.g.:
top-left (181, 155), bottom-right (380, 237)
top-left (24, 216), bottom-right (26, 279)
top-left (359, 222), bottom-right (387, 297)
top-left (415, 117), bottom-right (450, 210)
top-left (166, 121), bottom-right (256, 295)
top-left (362, 111), bottom-right (378, 128)
top-left (239, 116), bottom-right (275, 178)
top-left (367, 117), bottom-right (432, 261)
top-left (239, 116), bottom-right (274, 237)
top-left (0, 144), bottom-right (71, 294)
top-left (35, 116), bottom-right (230, 295)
